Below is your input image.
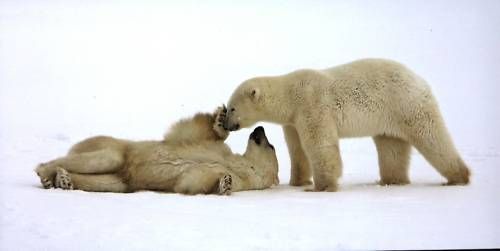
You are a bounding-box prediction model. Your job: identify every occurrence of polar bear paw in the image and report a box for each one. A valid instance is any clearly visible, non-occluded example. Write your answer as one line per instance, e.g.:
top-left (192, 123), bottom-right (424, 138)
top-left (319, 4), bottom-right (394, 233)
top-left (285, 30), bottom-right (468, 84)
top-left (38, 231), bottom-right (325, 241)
top-left (218, 174), bottom-right (232, 195)
top-left (213, 105), bottom-right (229, 140)
top-left (40, 177), bottom-right (54, 189)
top-left (35, 163), bottom-right (56, 189)
top-left (55, 167), bottom-right (74, 190)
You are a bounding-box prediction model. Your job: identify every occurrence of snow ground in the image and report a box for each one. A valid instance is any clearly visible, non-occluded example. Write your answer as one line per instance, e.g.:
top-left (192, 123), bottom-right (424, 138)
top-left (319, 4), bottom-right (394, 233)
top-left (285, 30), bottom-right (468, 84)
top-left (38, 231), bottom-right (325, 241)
top-left (1, 1), bottom-right (500, 250)
top-left (1, 134), bottom-right (499, 250)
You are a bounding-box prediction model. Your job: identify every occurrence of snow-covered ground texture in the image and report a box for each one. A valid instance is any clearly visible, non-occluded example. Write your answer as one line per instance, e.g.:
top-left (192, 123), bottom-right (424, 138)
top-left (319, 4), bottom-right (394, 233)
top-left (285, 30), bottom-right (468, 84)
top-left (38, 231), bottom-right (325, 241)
top-left (1, 1), bottom-right (500, 250)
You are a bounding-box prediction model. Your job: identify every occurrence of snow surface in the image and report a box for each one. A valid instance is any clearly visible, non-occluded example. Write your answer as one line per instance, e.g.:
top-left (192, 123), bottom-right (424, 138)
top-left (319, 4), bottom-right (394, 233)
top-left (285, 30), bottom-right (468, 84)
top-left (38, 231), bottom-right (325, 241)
top-left (1, 1), bottom-right (500, 250)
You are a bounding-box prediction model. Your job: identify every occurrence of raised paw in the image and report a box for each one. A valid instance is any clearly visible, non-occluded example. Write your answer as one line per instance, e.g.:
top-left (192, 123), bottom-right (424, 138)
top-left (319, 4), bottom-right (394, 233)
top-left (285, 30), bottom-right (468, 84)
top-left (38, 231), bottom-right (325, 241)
top-left (213, 105), bottom-right (229, 140)
top-left (55, 167), bottom-right (74, 190)
top-left (218, 174), bottom-right (232, 195)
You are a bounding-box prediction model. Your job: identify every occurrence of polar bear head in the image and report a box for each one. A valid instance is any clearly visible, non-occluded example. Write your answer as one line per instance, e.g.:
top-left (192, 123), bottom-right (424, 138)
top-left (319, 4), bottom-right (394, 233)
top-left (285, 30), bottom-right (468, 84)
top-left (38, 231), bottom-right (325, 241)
top-left (244, 126), bottom-right (279, 186)
top-left (225, 78), bottom-right (270, 131)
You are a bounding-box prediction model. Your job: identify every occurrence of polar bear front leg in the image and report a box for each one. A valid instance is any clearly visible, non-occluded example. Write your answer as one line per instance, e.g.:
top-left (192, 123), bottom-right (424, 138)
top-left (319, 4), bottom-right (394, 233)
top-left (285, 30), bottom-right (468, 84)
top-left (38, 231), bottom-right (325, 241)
top-left (213, 105), bottom-right (230, 140)
top-left (295, 116), bottom-right (342, 192)
top-left (283, 125), bottom-right (312, 186)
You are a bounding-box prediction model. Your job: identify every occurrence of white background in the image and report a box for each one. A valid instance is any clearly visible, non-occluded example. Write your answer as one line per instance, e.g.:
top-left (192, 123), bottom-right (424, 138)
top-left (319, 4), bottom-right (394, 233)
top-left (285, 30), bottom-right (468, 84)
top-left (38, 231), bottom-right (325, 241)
top-left (1, 1), bottom-right (499, 250)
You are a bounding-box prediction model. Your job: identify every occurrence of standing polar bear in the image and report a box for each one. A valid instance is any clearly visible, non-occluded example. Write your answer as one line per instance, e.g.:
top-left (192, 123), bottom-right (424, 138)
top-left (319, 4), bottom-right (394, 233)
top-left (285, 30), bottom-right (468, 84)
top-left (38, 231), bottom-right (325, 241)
top-left (224, 58), bottom-right (470, 191)
top-left (35, 107), bottom-right (279, 195)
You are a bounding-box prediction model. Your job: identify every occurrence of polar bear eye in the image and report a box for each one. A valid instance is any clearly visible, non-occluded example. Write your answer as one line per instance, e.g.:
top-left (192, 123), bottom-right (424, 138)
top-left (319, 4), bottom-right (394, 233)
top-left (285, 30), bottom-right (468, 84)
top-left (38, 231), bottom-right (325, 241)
top-left (230, 108), bottom-right (235, 112)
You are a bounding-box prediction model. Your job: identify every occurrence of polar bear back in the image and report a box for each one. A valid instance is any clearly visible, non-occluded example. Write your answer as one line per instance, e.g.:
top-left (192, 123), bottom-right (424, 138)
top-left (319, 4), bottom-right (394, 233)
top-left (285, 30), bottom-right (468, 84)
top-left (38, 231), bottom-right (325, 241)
top-left (286, 59), bottom-right (437, 139)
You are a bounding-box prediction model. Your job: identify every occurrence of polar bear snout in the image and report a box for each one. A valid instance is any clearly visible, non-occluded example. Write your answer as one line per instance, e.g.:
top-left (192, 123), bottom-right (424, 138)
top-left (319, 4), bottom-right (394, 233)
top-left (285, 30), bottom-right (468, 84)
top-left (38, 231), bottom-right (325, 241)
top-left (224, 105), bottom-right (246, 131)
top-left (224, 114), bottom-right (240, 131)
top-left (249, 126), bottom-right (265, 144)
top-left (249, 126), bottom-right (274, 150)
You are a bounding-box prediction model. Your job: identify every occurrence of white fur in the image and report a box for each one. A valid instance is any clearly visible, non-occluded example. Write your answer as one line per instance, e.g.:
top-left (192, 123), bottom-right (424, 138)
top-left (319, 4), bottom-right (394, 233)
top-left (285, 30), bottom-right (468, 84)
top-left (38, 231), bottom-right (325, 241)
top-left (35, 108), bottom-right (279, 195)
top-left (226, 58), bottom-right (470, 191)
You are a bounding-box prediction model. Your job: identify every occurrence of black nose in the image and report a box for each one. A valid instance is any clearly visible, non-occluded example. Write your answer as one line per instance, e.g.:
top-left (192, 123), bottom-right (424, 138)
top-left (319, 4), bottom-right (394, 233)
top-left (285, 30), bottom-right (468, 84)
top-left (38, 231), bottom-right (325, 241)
top-left (254, 126), bottom-right (264, 134)
top-left (249, 126), bottom-right (266, 144)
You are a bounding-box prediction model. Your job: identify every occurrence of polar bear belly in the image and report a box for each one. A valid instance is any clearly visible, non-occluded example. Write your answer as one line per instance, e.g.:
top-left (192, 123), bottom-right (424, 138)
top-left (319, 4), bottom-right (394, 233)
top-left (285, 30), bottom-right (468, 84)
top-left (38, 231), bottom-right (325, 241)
top-left (335, 110), bottom-right (394, 138)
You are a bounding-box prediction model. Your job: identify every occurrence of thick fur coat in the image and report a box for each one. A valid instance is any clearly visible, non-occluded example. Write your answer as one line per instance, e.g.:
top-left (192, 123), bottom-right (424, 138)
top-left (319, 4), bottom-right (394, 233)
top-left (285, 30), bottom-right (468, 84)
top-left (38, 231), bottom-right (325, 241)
top-left (35, 107), bottom-right (279, 195)
top-left (224, 58), bottom-right (470, 191)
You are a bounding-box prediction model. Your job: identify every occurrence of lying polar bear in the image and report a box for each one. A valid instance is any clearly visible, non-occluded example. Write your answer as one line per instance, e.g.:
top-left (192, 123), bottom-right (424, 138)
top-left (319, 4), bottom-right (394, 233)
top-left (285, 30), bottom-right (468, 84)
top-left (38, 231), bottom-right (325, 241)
top-left (35, 107), bottom-right (279, 195)
top-left (224, 58), bottom-right (470, 191)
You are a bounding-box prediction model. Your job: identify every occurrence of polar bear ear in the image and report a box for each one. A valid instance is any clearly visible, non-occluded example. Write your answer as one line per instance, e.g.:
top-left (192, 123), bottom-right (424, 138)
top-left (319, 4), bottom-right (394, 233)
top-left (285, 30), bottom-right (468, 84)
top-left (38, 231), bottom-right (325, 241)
top-left (250, 88), bottom-right (260, 102)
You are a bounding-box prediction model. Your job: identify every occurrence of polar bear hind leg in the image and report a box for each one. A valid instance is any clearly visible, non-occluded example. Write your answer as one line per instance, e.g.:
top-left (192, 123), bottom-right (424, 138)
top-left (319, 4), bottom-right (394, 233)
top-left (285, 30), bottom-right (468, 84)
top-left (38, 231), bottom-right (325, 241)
top-left (54, 168), bottom-right (128, 192)
top-left (406, 112), bottom-right (470, 185)
top-left (373, 135), bottom-right (412, 185)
